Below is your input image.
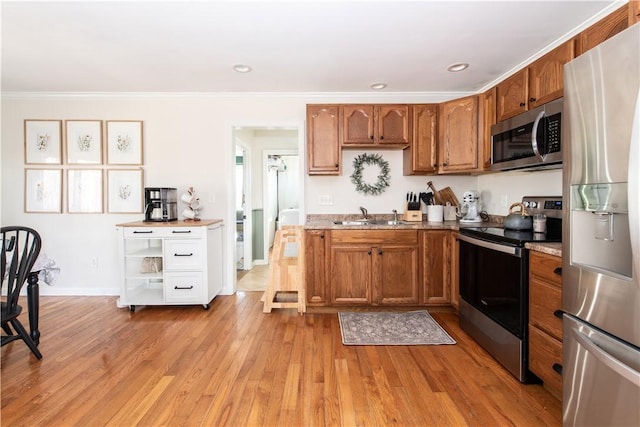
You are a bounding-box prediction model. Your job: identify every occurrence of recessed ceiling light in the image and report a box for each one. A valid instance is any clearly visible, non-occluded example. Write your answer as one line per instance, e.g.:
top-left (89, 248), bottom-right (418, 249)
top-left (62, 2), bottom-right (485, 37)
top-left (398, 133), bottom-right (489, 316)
top-left (233, 64), bottom-right (252, 73)
top-left (447, 63), bottom-right (469, 72)
top-left (370, 83), bottom-right (387, 90)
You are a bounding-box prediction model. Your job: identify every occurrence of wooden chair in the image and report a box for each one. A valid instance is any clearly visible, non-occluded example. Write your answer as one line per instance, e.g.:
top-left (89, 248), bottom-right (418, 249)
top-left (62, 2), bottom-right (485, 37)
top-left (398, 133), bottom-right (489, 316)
top-left (263, 226), bottom-right (306, 314)
top-left (1, 226), bottom-right (43, 359)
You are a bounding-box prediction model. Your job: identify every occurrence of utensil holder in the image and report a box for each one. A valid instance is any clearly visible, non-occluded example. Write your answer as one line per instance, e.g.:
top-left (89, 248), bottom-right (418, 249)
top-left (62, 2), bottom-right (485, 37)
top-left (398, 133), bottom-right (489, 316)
top-left (404, 203), bottom-right (423, 222)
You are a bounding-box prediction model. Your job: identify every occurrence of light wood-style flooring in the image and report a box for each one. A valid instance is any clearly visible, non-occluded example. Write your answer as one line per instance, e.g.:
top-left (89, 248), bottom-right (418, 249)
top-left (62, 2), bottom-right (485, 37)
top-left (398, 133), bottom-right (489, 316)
top-left (1, 293), bottom-right (561, 426)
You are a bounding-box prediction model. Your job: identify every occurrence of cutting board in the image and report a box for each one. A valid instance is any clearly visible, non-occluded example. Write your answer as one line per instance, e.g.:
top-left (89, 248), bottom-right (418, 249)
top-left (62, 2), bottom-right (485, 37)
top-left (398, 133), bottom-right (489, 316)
top-left (426, 181), bottom-right (459, 207)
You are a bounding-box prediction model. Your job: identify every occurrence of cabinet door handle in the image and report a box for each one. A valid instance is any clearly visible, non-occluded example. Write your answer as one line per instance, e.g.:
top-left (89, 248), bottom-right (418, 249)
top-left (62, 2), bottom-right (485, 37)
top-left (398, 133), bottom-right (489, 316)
top-left (378, 249), bottom-right (383, 255)
top-left (174, 253), bottom-right (193, 257)
top-left (519, 102), bottom-right (526, 107)
top-left (133, 230), bottom-right (153, 234)
top-left (172, 230), bottom-right (192, 234)
top-left (443, 162), bottom-right (448, 166)
top-left (174, 285), bottom-right (194, 290)
top-left (320, 232), bottom-right (325, 239)
top-left (368, 250), bottom-right (372, 255)
top-left (552, 363), bottom-right (562, 375)
top-left (553, 267), bottom-right (562, 276)
top-left (554, 309), bottom-right (564, 319)
top-left (370, 135), bottom-right (374, 140)
top-left (380, 135), bottom-right (384, 140)
top-left (530, 97), bottom-right (537, 103)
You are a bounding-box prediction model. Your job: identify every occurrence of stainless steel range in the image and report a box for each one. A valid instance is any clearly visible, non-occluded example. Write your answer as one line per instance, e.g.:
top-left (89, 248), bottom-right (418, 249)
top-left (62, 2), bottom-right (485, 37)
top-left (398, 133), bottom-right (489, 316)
top-left (458, 196), bottom-right (562, 382)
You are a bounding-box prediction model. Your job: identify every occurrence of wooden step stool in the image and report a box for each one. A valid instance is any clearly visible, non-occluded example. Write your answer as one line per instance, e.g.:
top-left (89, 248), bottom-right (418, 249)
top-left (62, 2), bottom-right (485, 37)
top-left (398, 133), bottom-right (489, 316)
top-left (263, 226), bottom-right (306, 314)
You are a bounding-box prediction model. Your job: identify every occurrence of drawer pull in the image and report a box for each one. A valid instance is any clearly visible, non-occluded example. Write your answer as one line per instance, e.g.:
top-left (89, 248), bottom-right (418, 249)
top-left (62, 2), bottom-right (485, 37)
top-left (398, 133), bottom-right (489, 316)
top-left (553, 267), bottom-right (562, 276)
top-left (552, 363), bottom-right (563, 375)
top-left (554, 310), bottom-right (564, 319)
top-left (174, 253), bottom-right (193, 257)
top-left (133, 230), bottom-right (153, 234)
top-left (174, 285), bottom-right (194, 290)
top-left (172, 230), bottom-right (192, 234)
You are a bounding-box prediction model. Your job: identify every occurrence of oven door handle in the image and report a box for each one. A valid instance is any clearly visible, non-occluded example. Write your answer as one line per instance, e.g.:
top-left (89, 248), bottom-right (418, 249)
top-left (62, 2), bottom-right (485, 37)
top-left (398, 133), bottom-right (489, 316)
top-left (458, 233), bottom-right (522, 257)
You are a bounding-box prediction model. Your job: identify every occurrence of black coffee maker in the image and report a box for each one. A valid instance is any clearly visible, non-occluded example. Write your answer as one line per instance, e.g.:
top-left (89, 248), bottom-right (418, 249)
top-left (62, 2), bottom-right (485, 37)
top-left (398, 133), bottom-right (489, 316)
top-left (144, 187), bottom-right (178, 222)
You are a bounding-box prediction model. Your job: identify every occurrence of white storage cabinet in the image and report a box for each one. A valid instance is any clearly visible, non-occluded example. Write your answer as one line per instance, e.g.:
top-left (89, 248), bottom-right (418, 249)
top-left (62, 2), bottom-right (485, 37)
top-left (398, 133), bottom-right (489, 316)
top-left (116, 220), bottom-right (224, 312)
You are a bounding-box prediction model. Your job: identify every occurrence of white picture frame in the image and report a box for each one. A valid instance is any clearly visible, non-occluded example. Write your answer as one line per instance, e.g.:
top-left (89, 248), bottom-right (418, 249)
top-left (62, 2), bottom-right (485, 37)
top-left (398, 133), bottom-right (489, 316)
top-left (24, 169), bottom-right (62, 213)
top-left (65, 120), bottom-right (103, 164)
top-left (106, 121), bottom-right (143, 165)
top-left (107, 169), bottom-right (143, 213)
top-left (24, 120), bottom-right (62, 164)
top-left (67, 169), bottom-right (103, 213)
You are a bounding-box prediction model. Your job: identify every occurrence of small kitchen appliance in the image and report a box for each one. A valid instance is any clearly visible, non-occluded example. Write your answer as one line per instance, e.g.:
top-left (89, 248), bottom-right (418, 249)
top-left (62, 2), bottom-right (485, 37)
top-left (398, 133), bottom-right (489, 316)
top-left (144, 187), bottom-right (178, 222)
top-left (459, 191), bottom-right (482, 223)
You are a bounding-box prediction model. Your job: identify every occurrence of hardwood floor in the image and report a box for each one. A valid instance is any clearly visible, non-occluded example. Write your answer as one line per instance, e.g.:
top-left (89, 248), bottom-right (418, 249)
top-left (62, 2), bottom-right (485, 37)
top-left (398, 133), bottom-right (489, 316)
top-left (1, 293), bottom-right (561, 426)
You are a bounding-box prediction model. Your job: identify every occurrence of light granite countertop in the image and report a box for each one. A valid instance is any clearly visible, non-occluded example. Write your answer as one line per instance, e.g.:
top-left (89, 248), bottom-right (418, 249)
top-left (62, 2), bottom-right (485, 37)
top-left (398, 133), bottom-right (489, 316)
top-left (304, 214), bottom-right (501, 231)
top-left (525, 242), bottom-right (562, 257)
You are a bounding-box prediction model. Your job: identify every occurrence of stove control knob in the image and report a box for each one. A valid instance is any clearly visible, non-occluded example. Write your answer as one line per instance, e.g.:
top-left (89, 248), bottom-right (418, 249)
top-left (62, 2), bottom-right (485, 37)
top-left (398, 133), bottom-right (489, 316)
top-left (530, 202), bottom-right (538, 208)
top-left (523, 201), bottom-right (530, 208)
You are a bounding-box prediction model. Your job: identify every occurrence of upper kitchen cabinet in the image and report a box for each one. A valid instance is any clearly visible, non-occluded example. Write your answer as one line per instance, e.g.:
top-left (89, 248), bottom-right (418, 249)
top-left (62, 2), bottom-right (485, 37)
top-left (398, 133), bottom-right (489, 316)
top-left (478, 87), bottom-right (496, 171)
top-left (438, 95), bottom-right (479, 173)
top-left (403, 104), bottom-right (438, 175)
top-left (576, 4), bottom-right (628, 55)
top-left (496, 40), bottom-right (574, 122)
top-left (341, 104), bottom-right (410, 147)
top-left (631, 1), bottom-right (640, 24)
top-left (306, 105), bottom-right (341, 175)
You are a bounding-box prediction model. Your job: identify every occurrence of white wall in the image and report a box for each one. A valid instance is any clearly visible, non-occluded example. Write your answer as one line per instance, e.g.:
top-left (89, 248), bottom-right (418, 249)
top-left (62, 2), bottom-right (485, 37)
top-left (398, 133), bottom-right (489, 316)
top-left (1, 92), bottom-right (560, 297)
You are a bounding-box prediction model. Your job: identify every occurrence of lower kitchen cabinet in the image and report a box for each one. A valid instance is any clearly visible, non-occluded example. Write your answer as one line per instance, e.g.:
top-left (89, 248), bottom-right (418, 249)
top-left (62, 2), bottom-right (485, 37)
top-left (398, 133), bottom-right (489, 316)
top-left (116, 220), bottom-right (224, 311)
top-left (304, 229), bottom-right (328, 305)
top-left (421, 230), bottom-right (451, 305)
top-left (528, 250), bottom-right (563, 399)
top-left (449, 231), bottom-right (460, 311)
top-left (329, 229), bottom-right (419, 306)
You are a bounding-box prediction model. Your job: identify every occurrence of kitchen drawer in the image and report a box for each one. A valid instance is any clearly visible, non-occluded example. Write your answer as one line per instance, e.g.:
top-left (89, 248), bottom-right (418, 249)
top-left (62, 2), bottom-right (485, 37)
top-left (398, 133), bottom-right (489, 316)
top-left (164, 240), bottom-right (203, 270)
top-left (529, 325), bottom-right (563, 399)
top-left (529, 276), bottom-right (563, 341)
top-left (530, 251), bottom-right (562, 286)
top-left (164, 272), bottom-right (204, 303)
top-left (123, 227), bottom-right (202, 239)
top-left (331, 229), bottom-right (418, 245)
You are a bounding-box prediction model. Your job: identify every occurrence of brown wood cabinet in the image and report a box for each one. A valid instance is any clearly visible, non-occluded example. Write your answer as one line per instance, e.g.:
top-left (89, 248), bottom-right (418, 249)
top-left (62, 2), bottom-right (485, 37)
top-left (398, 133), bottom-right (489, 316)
top-left (496, 41), bottom-right (574, 122)
top-left (306, 105), bottom-right (341, 175)
top-left (449, 232), bottom-right (460, 311)
top-left (478, 88), bottom-right (496, 171)
top-left (403, 104), bottom-right (438, 175)
top-left (341, 104), bottom-right (410, 147)
top-left (420, 230), bottom-right (451, 305)
top-left (577, 4), bottom-right (629, 55)
top-left (304, 230), bottom-right (327, 305)
top-left (528, 251), bottom-right (563, 399)
top-left (631, 1), bottom-right (640, 24)
top-left (329, 230), bottom-right (419, 306)
top-left (438, 95), bottom-right (479, 173)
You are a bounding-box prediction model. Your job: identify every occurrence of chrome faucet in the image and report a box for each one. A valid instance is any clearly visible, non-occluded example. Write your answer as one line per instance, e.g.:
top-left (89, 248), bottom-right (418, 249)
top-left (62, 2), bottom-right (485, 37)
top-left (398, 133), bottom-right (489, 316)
top-left (359, 206), bottom-right (369, 220)
top-left (392, 209), bottom-right (398, 221)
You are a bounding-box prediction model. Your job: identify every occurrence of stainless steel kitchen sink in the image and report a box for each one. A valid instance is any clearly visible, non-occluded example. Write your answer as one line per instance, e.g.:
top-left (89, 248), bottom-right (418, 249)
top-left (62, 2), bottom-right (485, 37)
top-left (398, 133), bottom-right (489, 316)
top-left (332, 220), bottom-right (408, 226)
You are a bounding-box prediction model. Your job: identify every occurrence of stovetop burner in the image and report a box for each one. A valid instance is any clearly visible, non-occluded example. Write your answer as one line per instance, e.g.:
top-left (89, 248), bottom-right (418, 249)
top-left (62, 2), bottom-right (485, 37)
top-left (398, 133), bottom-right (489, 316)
top-left (459, 196), bottom-right (563, 247)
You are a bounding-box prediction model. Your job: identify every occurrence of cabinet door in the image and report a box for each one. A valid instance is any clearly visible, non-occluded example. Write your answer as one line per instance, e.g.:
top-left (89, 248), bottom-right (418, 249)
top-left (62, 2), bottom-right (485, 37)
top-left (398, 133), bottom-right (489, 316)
top-left (375, 244), bottom-right (419, 305)
top-left (305, 230), bottom-right (327, 305)
top-left (478, 88), bottom-right (496, 171)
top-left (421, 231), bottom-right (451, 305)
top-left (438, 95), bottom-right (479, 173)
top-left (577, 4), bottom-right (629, 55)
top-left (528, 40), bottom-right (574, 108)
top-left (330, 245), bottom-right (372, 304)
top-left (404, 104), bottom-right (438, 175)
top-left (307, 105), bottom-right (340, 175)
top-left (377, 105), bottom-right (410, 145)
top-left (631, 1), bottom-right (640, 25)
top-left (450, 232), bottom-right (460, 311)
top-left (496, 69), bottom-right (528, 122)
top-left (341, 105), bottom-right (375, 145)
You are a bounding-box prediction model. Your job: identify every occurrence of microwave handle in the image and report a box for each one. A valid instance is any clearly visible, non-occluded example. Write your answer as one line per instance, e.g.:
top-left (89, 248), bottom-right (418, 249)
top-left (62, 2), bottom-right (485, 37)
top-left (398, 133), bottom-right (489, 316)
top-left (531, 110), bottom-right (546, 161)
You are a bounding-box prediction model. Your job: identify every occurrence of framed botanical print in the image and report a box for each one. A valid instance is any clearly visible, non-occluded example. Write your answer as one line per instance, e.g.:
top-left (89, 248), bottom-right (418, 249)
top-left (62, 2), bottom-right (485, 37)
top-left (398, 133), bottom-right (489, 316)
top-left (65, 120), bottom-right (103, 164)
top-left (67, 169), bottom-right (103, 213)
top-left (24, 169), bottom-right (62, 213)
top-left (106, 120), bottom-right (143, 165)
top-left (107, 169), bottom-right (143, 213)
top-left (24, 120), bottom-right (62, 164)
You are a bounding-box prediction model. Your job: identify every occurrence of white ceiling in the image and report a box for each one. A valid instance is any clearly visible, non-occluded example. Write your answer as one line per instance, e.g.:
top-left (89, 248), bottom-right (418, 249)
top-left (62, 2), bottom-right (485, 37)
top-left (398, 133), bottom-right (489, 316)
top-left (1, 0), bottom-right (621, 94)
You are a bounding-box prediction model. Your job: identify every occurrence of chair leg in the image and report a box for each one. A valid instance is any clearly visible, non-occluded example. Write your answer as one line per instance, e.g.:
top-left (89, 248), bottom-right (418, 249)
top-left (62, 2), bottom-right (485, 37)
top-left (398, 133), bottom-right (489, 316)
top-left (2, 321), bottom-right (13, 336)
top-left (9, 319), bottom-right (42, 359)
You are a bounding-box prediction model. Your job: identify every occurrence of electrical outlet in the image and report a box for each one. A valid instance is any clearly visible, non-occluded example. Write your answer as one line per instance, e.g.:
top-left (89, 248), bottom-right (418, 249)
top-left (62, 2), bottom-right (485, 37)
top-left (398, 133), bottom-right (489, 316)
top-left (500, 194), bottom-right (509, 208)
top-left (318, 195), bottom-right (333, 205)
top-left (91, 257), bottom-right (99, 268)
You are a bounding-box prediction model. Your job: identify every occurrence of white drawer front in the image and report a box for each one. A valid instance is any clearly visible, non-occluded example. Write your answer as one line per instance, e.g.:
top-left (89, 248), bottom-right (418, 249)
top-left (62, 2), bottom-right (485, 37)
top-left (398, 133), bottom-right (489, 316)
top-left (165, 272), bottom-right (204, 303)
top-left (123, 227), bottom-right (202, 238)
top-left (164, 240), bottom-right (203, 270)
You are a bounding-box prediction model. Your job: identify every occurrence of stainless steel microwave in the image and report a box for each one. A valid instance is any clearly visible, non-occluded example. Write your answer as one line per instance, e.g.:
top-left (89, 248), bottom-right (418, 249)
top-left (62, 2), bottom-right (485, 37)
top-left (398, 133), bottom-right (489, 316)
top-left (490, 98), bottom-right (563, 171)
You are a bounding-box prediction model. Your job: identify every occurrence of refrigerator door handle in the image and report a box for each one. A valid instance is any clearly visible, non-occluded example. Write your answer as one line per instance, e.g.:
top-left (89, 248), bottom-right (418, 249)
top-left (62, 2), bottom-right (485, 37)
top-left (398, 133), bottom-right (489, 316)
top-left (571, 327), bottom-right (640, 387)
top-left (629, 91), bottom-right (640, 283)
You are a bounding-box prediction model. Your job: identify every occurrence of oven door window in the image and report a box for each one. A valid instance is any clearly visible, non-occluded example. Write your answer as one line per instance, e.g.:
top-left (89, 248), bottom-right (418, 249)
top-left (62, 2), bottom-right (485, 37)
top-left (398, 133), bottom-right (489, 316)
top-left (459, 239), bottom-right (527, 338)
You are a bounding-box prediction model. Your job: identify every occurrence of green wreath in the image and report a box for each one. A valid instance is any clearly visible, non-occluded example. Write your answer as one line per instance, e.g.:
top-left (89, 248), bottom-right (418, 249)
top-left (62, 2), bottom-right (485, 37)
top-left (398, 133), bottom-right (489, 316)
top-left (350, 153), bottom-right (390, 195)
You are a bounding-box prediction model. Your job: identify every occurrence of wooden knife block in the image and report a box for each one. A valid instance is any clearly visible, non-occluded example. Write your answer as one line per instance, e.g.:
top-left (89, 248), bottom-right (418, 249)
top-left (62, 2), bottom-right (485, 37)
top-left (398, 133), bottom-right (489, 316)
top-left (404, 203), bottom-right (423, 222)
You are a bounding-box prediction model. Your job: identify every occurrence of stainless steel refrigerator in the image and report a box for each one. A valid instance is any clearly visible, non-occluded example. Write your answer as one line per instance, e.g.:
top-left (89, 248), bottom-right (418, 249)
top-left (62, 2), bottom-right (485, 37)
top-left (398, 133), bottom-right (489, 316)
top-left (563, 23), bottom-right (640, 426)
